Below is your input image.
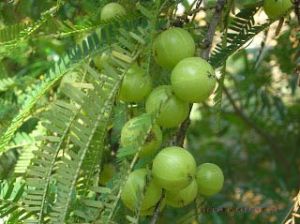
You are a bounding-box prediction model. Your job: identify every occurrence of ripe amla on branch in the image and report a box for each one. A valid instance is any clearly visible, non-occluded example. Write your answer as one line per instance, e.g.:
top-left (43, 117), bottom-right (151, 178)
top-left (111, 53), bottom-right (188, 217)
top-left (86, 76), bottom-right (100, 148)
top-left (119, 64), bottom-right (152, 103)
top-left (171, 57), bottom-right (216, 103)
top-left (153, 27), bottom-right (195, 70)
top-left (100, 2), bottom-right (126, 21)
top-left (263, 0), bottom-right (293, 19)
top-left (145, 85), bottom-right (190, 128)
top-left (152, 146), bottom-right (197, 191)
top-left (93, 51), bottom-right (109, 70)
top-left (120, 113), bottom-right (162, 157)
top-left (196, 163), bottom-right (224, 197)
top-left (121, 169), bottom-right (164, 215)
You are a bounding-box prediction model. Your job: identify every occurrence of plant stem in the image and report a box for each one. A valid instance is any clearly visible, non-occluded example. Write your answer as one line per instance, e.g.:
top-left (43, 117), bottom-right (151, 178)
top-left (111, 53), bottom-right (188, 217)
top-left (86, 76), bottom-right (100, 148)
top-left (175, 0), bottom-right (226, 146)
top-left (149, 191), bottom-right (165, 224)
top-left (201, 0), bottom-right (226, 59)
top-left (222, 85), bottom-right (289, 168)
top-left (294, 0), bottom-right (300, 25)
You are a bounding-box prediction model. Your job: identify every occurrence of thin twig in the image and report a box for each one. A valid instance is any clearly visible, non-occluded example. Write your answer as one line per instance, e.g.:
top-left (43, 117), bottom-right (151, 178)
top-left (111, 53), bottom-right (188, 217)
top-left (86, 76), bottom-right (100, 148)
top-left (201, 0), bottom-right (226, 59)
top-left (294, 0), bottom-right (300, 25)
top-left (174, 107), bottom-right (192, 146)
top-left (275, 17), bottom-right (285, 36)
top-left (296, 64), bottom-right (300, 87)
top-left (194, 197), bottom-right (205, 223)
top-left (149, 191), bottom-right (165, 224)
top-left (222, 85), bottom-right (289, 168)
top-left (214, 0), bottom-right (233, 131)
top-left (191, 0), bottom-right (204, 22)
top-left (254, 28), bottom-right (269, 69)
top-left (174, 0), bottom-right (227, 146)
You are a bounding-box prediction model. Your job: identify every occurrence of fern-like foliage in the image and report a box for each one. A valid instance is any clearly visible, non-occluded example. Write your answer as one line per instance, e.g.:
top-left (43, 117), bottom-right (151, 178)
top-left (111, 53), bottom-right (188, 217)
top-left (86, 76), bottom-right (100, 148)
top-left (1, 1), bottom-right (293, 224)
top-left (210, 7), bottom-right (271, 68)
top-left (65, 4), bottom-right (164, 223)
top-left (0, 23), bottom-right (28, 45)
top-left (48, 71), bottom-right (120, 224)
top-left (211, 6), bottom-right (272, 131)
top-left (0, 15), bottom-right (144, 154)
top-left (0, 131), bottom-right (39, 179)
top-left (20, 19), bottom-right (147, 224)
top-left (0, 179), bottom-right (33, 224)
top-left (91, 3), bottom-right (166, 223)
top-left (0, 3), bottom-right (61, 48)
top-left (13, 129), bottom-right (44, 176)
top-left (0, 100), bottom-right (18, 133)
top-left (0, 78), bottom-right (15, 92)
top-left (0, 131), bottom-right (37, 178)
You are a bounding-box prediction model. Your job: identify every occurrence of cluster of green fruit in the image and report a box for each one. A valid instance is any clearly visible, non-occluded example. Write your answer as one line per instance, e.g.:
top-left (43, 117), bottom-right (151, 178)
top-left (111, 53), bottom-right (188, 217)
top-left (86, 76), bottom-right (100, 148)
top-left (96, 3), bottom-right (217, 130)
top-left (95, 0), bottom-right (293, 216)
top-left (118, 26), bottom-right (217, 156)
top-left (118, 27), bottom-right (216, 129)
top-left (121, 147), bottom-right (224, 214)
top-left (205, 0), bottom-right (293, 20)
top-left (96, 2), bottom-right (224, 215)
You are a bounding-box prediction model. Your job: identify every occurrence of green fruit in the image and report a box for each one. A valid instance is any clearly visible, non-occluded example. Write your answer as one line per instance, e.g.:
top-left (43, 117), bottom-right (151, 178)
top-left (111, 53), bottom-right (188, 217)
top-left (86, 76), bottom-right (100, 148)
top-left (100, 3), bottom-right (126, 22)
top-left (119, 64), bottom-right (152, 103)
top-left (263, 0), bottom-right (293, 19)
top-left (121, 113), bottom-right (162, 157)
top-left (93, 52), bottom-right (109, 70)
top-left (152, 146), bottom-right (197, 191)
top-left (166, 180), bottom-right (198, 208)
top-left (121, 169), bottom-right (163, 214)
top-left (99, 163), bottom-right (116, 185)
top-left (153, 28), bottom-right (195, 69)
top-left (145, 85), bottom-right (189, 128)
top-left (171, 57), bottom-right (216, 103)
top-left (196, 163), bottom-right (224, 197)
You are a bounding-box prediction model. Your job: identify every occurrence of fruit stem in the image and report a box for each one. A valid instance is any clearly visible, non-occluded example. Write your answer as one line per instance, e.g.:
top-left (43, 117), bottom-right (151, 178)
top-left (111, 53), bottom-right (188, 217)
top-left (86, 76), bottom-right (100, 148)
top-left (150, 190), bottom-right (165, 224)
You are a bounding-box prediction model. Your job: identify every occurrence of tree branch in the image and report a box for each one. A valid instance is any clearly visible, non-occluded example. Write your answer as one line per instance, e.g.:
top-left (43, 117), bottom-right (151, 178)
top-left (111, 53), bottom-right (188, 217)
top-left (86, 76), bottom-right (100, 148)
top-left (222, 85), bottom-right (289, 168)
top-left (149, 191), bottom-right (165, 224)
top-left (294, 0), bottom-right (300, 25)
top-left (201, 0), bottom-right (226, 60)
top-left (174, 0), bottom-right (226, 146)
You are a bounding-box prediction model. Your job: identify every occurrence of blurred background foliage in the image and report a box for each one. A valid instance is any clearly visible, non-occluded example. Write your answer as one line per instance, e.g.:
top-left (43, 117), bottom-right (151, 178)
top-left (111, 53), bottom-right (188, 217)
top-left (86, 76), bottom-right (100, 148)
top-left (0, 0), bottom-right (299, 223)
